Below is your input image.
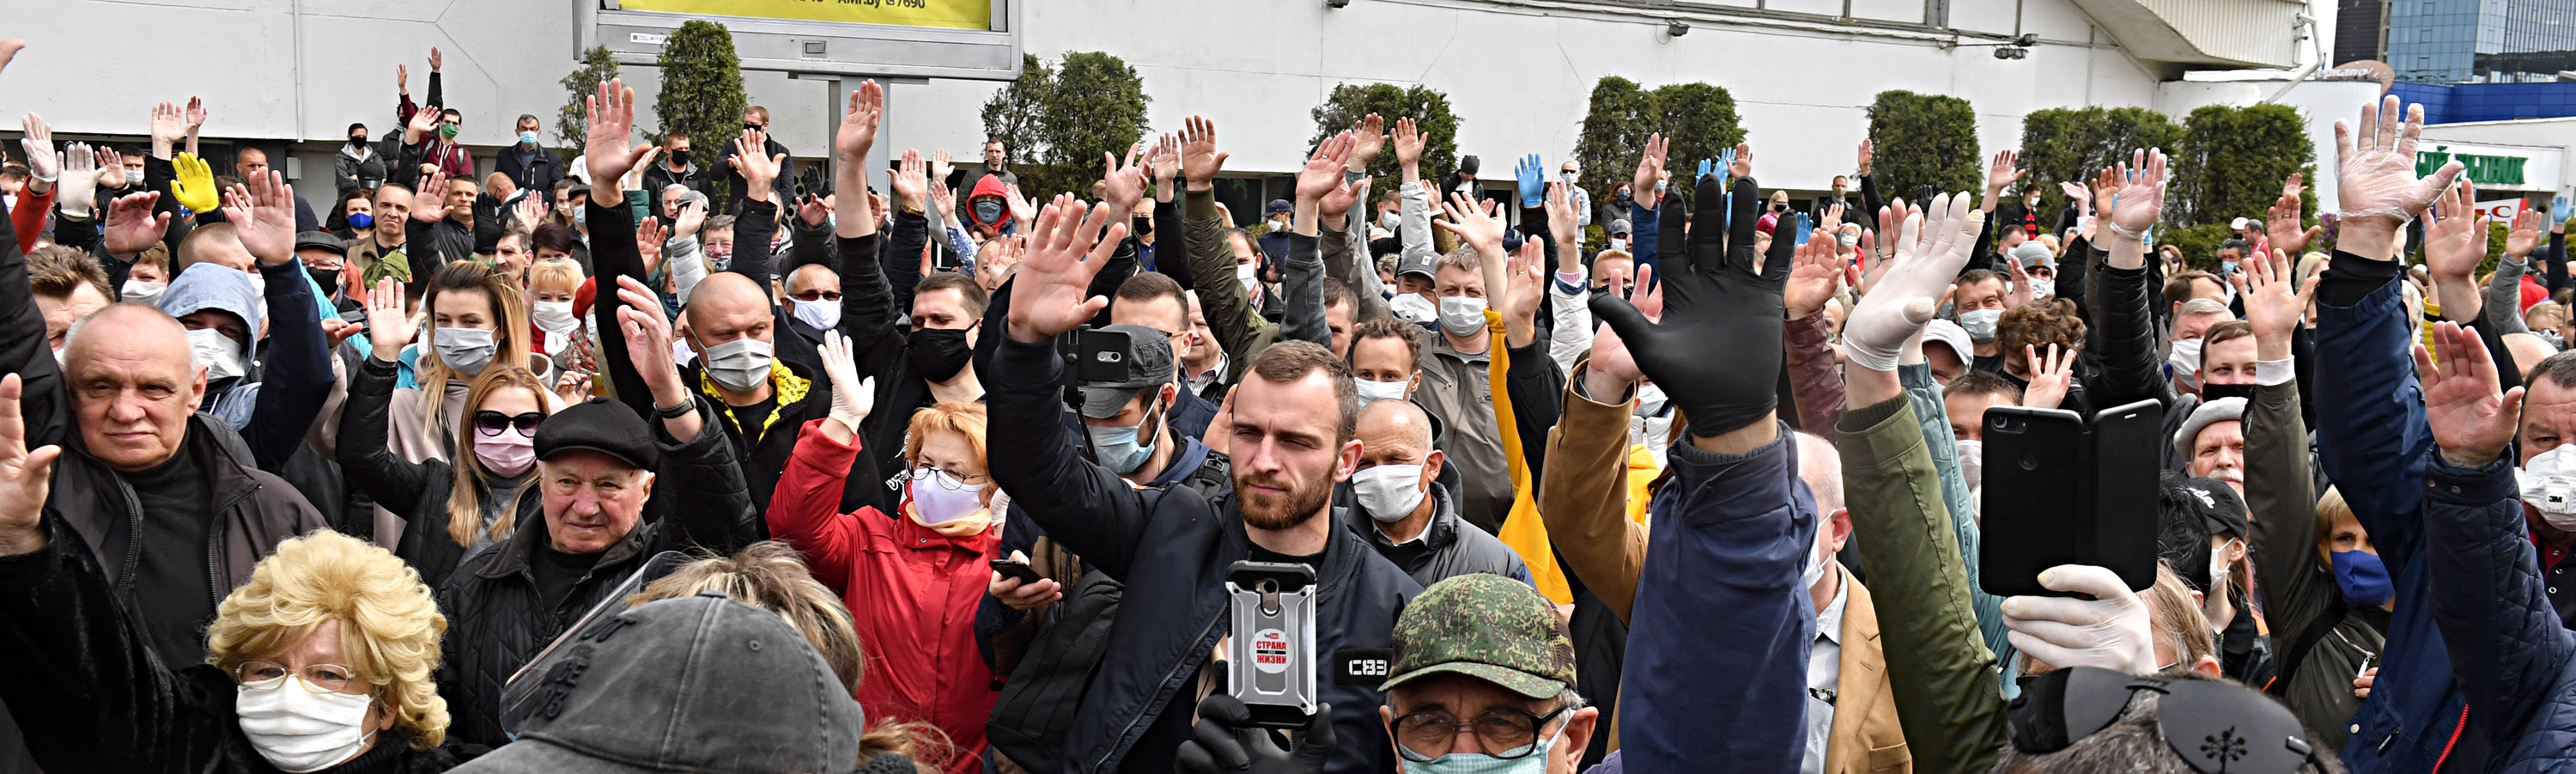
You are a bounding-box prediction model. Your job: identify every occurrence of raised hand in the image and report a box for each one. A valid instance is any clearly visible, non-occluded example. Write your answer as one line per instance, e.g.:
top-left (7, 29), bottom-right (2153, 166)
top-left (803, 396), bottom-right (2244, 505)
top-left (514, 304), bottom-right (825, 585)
top-left (1350, 113), bottom-right (1385, 168)
top-left (149, 101), bottom-right (185, 154)
top-left (1392, 117), bottom-right (1424, 176)
top-left (1630, 133), bottom-right (1668, 210)
top-left (930, 148), bottom-right (956, 182)
top-left (231, 171), bottom-right (299, 265)
top-left (2234, 247), bottom-right (2316, 362)
top-left (2421, 180), bottom-right (2488, 284)
top-left (1544, 181), bottom-right (1581, 249)
top-left (817, 331), bottom-right (878, 436)
top-left (1496, 237), bottom-right (1546, 344)
top-left (1784, 229), bottom-right (1845, 320)
top-left (1515, 153), bottom-right (1546, 208)
top-left (1005, 184), bottom-right (1037, 229)
top-left (1726, 143), bottom-right (1751, 180)
top-left (183, 96), bottom-right (207, 134)
top-left (2003, 253), bottom-right (2033, 308)
top-left (799, 193), bottom-right (835, 228)
top-left (635, 216), bottom-right (668, 273)
top-left (1181, 115), bottom-right (1229, 190)
top-left (169, 153), bottom-right (220, 213)
top-left (0, 374), bottom-right (63, 556)
top-left (1984, 149), bottom-right (2026, 210)
top-left (2057, 180), bottom-right (2090, 209)
top-left (513, 195), bottom-right (550, 233)
top-left (1004, 194), bottom-right (1128, 342)
top-left (672, 199), bottom-right (708, 241)
top-left (428, 46), bottom-right (442, 71)
top-left (365, 278), bottom-right (422, 363)
top-left (101, 192), bottom-right (171, 255)
top-left (2002, 565), bottom-right (2160, 674)
top-left (1148, 133), bottom-right (1182, 188)
top-left (16, 114), bottom-right (53, 192)
top-left (927, 185), bottom-right (957, 226)
top-left (2020, 344), bottom-right (2075, 409)
top-left (1856, 137), bottom-right (1874, 177)
top-left (406, 104), bottom-right (441, 144)
top-left (410, 168), bottom-right (453, 222)
top-left (892, 149), bottom-right (929, 210)
top-left (835, 79), bottom-right (884, 163)
top-left (1320, 176), bottom-right (1369, 226)
top-left (1296, 131), bottom-right (1353, 205)
top-left (1588, 159), bottom-right (1795, 442)
top-left (1819, 202), bottom-right (1845, 234)
top-left (2101, 149), bottom-right (2166, 241)
top-left (2508, 204), bottom-right (2545, 259)
top-left (2335, 95), bottom-right (2462, 260)
top-left (613, 276), bottom-right (690, 407)
top-left (1583, 263), bottom-right (1662, 400)
top-left (553, 370), bottom-right (593, 405)
top-left (93, 146), bottom-right (124, 191)
top-left (1100, 145), bottom-right (1149, 215)
top-left (1845, 195), bottom-right (1983, 372)
top-left (319, 318), bottom-right (368, 349)
top-left (583, 79), bottom-right (655, 206)
top-left (1431, 192), bottom-right (1505, 254)
top-left (2419, 320), bottom-right (2524, 467)
top-left (55, 142), bottom-right (96, 217)
top-left (397, 63), bottom-right (409, 94)
top-left (2265, 173), bottom-right (2321, 255)
top-left (732, 130), bottom-right (784, 204)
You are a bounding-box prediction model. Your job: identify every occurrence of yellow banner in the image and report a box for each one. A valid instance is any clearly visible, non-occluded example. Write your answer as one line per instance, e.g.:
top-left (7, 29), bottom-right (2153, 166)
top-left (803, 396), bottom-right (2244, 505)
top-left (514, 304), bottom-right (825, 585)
top-left (620, 0), bottom-right (993, 31)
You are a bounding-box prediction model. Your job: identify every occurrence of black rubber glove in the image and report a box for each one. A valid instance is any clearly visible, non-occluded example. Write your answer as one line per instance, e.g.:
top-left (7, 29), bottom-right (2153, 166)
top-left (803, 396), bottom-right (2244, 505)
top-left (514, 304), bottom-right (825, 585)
top-left (1592, 172), bottom-right (1784, 437)
top-left (1175, 695), bottom-right (1337, 774)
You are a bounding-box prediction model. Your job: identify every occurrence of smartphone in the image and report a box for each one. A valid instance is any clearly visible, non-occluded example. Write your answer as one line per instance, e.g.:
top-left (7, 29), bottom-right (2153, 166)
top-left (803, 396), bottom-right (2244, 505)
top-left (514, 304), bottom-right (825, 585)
top-left (498, 551), bottom-right (695, 731)
top-left (1978, 401), bottom-right (2162, 597)
top-left (1076, 327), bottom-right (1135, 383)
top-left (989, 558), bottom-right (1046, 586)
top-left (1226, 561), bottom-right (1318, 728)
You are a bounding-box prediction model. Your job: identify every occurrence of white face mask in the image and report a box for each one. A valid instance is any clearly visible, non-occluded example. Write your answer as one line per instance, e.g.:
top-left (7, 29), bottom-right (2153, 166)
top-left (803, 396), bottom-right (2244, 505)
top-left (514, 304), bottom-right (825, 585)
top-left (671, 338), bottom-right (697, 368)
top-left (532, 300), bottom-right (578, 332)
top-left (792, 297), bottom-right (841, 331)
top-left (2028, 278), bottom-right (2056, 299)
top-left (1634, 382), bottom-right (1669, 417)
top-left (2167, 338), bottom-right (2205, 392)
top-left (234, 678), bottom-right (376, 773)
top-left (1957, 308), bottom-right (2002, 342)
top-left (1802, 524), bottom-right (1834, 590)
top-left (122, 280), bottom-right (167, 304)
top-left (1388, 292), bottom-right (1438, 324)
top-left (698, 337), bottom-right (775, 393)
top-left (1437, 296), bottom-right (1488, 336)
top-left (2520, 444), bottom-right (2576, 531)
top-left (2208, 537), bottom-right (2240, 594)
top-left (1953, 439), bottom-right (1984, 491)
top-left (1354, 376), bottom-right (1410, 403)
top-left (1607, 237), bottom-right (1629, 252)
top-left (1350, 463), bottom-right (1428, 523)
top-left (246, 268), bottom-right (267, 299)
top-left (432, 326), bottom-right (496, 376)
top-left (187, 327), bottom-right (246, 381)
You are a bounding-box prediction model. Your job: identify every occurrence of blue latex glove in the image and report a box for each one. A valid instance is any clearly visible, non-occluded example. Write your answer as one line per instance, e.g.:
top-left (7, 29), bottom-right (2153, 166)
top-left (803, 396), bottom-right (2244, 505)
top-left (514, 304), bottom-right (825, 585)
top-left (1697, 158), bottom-right (1716, 184)
top-left (2555, 194), bottom-right (2572, 224)
top-left (1516, 153), bottom-right (1546, 208)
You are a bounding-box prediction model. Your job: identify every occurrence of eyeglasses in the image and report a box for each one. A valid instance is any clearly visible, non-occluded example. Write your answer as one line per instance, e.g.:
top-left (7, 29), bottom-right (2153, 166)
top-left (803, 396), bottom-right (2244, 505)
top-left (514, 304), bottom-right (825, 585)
top-left (908, 465), bottom-right (988, 489)
top-left (790, 289), bottom-right (842, 302)
top-left (234, 661), bottom-right (369, 695)
top-left (1390, 704), bottom-right (1570, 762)
top-left (475, 411), bottom-right (545, 437)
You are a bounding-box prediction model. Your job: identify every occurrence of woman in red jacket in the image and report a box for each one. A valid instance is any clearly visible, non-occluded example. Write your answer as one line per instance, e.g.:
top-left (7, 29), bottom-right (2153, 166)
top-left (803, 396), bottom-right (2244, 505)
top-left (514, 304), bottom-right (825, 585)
top-left (767, 331), bottom-right (999, 774)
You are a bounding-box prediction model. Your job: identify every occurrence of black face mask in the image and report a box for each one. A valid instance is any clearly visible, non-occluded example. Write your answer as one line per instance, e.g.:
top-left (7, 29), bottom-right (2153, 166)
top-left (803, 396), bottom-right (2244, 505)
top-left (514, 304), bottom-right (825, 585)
top-left (908, 326), bottom-right (974, 381)
top-left (2199, 382), bottom-right (2256, 403)
top-left (310, 269), bottom-right (341, 295)
top-left (671, 149), bottom-right (690, 168)
top-left (744, 122), bottom-right (765, 133)
top-left (1772, 202), bottom-right (1789, 213)
top-left (349, 135), bottom-right (368, 147)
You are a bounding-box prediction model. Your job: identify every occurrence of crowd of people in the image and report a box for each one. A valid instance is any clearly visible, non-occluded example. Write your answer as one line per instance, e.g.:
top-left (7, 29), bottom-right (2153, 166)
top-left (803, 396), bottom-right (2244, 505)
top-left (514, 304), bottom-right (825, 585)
top-left (0, 34), bottom-right (2571, 774)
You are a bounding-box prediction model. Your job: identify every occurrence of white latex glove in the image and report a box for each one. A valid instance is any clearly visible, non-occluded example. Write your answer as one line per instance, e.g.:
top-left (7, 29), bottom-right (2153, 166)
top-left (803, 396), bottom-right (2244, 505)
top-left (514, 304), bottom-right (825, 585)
top-left (18, 114), bottom-right (56, 185)
top-left (1843, 193), bottom-right (1982, 371)
top-left (2002, 564), bottom-right (2160, 674)
top-left (817, 331), bottom-right (876, 435)
top-left (55, 142), bottom-right (96, 217)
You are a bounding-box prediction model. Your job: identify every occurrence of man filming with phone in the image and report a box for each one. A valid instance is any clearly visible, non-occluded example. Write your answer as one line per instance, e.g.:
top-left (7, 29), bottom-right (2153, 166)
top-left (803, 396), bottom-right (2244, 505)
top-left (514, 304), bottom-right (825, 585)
top-left (981, 125), bottom-right (1419, 774)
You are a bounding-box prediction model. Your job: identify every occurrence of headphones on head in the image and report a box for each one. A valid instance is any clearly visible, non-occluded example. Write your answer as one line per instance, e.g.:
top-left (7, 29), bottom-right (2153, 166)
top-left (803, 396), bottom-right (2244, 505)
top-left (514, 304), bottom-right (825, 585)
top-left (2008, 667), bottom-right (2319, 774)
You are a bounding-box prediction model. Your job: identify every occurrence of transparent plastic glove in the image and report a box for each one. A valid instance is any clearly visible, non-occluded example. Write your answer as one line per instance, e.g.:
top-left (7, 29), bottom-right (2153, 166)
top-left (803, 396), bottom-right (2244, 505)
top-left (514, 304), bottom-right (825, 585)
top-left (170, 153), bottom-right (220, 213)
top-left (1842, 193), bottom-right (1982, 371)
top-left (2333, 95), bottom-right (2461, 223)
top-left (2002, 564), bottom-right (2160, 674)
top-left (817, 330), bottom-right (877, 434)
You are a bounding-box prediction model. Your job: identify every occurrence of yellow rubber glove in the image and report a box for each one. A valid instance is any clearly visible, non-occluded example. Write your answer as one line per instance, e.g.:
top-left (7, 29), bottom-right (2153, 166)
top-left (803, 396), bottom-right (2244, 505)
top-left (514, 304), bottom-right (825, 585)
top-left (170, 153), bottom-right (219, 213)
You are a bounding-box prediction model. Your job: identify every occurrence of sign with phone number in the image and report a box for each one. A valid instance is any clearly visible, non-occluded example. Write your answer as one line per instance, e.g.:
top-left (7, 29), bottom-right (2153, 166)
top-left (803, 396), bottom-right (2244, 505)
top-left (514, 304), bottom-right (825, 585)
top-left (618, 0), bottom-right (993, 30)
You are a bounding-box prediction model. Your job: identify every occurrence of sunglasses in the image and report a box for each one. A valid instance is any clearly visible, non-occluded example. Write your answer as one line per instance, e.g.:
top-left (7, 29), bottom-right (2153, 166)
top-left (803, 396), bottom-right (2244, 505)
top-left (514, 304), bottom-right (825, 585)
top-left (790, 289), bottom-right (842, 302)
top-left (475, 411), bottom-right (545, 437)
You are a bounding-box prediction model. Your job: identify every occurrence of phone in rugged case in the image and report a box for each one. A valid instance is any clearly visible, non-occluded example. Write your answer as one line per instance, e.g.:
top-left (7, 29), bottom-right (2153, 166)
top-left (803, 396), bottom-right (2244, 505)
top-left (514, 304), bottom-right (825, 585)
top-left (1977, 399), bottom-right (2162, 598)
top-left (498, 551), bottom-right (694, 732)
top-left (1226, 561), bottom-right (1319, 729)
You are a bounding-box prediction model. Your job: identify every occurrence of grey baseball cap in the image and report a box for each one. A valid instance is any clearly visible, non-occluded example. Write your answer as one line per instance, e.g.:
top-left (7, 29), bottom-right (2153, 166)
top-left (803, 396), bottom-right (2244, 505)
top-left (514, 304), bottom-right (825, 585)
top-left (1396, 249), bottom-right (1437, 281)
top-left (453, 593), bottom-right (867, 774)
top-left (1078, 323), bottom-right (1176, 419)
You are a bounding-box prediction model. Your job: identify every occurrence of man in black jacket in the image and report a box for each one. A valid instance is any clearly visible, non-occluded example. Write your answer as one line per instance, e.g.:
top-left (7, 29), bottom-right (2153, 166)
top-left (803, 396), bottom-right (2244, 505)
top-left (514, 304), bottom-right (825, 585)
top-left (495, 114), bottom-right (562, 194)
top-left (983, 132), bottom-right (1419, 773)
top-left (1346, 399), bottom-right (1529, 588)
top-left (714, 107), bottom-right (793, 214)
top-left (641, 132), bottom-right (705, 224)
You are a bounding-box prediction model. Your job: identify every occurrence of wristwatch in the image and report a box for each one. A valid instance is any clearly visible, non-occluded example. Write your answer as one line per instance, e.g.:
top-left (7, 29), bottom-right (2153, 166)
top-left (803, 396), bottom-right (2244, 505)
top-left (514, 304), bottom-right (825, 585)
top-left (654, 393), bottom-right (696, 419)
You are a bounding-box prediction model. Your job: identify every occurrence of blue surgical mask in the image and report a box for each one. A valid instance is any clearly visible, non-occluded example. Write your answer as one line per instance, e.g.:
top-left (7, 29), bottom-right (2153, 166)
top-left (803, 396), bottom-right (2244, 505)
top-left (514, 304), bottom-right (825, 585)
top-left (519, 131), bottom-right (541, 146)
top-left (2331, 550), bottom-right (2392, 606)
top-left (1404, 722), bottom-right (1563, 774)
top-left (1085, 399), bottom-right (1161, 474)
top-left (347, 212), bottom-right (374, 230)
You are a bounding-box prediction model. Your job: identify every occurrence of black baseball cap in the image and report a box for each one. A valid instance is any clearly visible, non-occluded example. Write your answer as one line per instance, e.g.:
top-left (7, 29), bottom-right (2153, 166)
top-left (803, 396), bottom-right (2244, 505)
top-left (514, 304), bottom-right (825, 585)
top-left (294, 231), bottom-right (346, 256)
top-left (1077, 324), bottom-right (1176, 420)
top-left (535, 398), bottom-right (661, 470)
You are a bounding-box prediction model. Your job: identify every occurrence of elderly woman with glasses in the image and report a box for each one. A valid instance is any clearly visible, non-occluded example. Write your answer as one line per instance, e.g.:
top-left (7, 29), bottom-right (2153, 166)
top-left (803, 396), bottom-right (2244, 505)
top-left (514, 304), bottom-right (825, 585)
top-left (340, 363), bottom-right (556, 587)
top-left (766, 332), bottom-right (1000, 774)
top-left (0, 523), bottom-right (477, 773)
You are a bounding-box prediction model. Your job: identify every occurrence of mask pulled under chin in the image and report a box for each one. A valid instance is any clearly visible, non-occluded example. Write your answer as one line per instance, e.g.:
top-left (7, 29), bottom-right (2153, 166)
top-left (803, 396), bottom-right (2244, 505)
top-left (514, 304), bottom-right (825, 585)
top-left (234, 679), bottom-right (376, 773)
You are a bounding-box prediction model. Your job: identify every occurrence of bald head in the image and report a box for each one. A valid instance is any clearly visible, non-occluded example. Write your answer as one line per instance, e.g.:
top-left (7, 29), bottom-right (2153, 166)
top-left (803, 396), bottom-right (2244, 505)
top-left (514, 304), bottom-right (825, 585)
top-left (64, 303), bottom-right (205, 472)
top-left (684, 272), bottom-right (770, 330)
top-left (2506, 332), bottom-right (2561, 381)
top-left (67, 303), bottom-right (192, 370)
top-left (1357, 399), bottom-right (1435, 463)
top-left (1795, 431), bottom-right (1844, 514)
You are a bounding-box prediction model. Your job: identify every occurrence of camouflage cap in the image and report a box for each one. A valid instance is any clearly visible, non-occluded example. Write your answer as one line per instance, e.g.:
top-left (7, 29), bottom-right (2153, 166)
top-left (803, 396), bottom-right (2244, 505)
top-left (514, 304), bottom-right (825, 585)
top-left (1380, 573), bottom-right (1577, 699)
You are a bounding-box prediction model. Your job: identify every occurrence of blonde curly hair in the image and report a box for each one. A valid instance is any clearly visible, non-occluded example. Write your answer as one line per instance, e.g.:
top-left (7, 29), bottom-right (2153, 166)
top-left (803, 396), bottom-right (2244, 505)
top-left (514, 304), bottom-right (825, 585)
top-left (205, 530), bottom-right (450, 749)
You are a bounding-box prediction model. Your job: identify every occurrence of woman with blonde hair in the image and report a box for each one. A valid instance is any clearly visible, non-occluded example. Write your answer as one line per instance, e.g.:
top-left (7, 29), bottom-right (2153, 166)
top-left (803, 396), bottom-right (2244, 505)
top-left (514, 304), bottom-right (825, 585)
top-left (0, 527), bottom-right (478, 772)
top-left (373, 262), bottom-right (551, 466)
top-left (629, 542), bottom-right (947, 773)
top-left (767, 332), bottom-right (1001, 773)
top-left (339, 360), bottom-right (555, 587)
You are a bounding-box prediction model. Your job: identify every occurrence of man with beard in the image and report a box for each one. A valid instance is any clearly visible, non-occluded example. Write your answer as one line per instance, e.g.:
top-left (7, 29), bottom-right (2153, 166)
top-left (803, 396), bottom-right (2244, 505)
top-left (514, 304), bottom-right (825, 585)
top-left (984, 173), bottom-right (1419, 774)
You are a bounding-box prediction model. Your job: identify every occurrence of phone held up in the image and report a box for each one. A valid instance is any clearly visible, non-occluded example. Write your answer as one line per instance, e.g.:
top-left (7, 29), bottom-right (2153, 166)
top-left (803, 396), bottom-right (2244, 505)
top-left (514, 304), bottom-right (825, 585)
top-left (1227, 561), bottom-right (1319, 728)
top-left (1978, 399), bottom-right (2161, 598)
